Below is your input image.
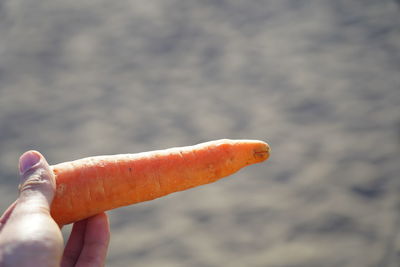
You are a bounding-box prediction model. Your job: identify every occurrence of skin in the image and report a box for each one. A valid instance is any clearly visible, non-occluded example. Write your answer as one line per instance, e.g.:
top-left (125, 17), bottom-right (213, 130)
top-left (0, 151), bottom-right (110, 267)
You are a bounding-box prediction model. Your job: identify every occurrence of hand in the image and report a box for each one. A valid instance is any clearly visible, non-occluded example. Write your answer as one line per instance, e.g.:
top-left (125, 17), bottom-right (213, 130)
top-left (0, 151), bottom-right (110, 267)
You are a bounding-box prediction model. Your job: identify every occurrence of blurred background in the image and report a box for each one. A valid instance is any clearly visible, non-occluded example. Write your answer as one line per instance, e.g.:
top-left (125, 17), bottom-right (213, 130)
top-left (1, 0), bottom-right (399, 266)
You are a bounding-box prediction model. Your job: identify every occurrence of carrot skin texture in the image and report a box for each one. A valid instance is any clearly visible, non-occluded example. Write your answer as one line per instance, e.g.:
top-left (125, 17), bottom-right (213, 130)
top-left (50, 139), bottom-right (270, 225)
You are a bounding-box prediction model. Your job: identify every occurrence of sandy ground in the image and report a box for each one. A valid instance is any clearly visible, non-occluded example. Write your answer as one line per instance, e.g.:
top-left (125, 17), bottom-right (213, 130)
top-left (1, 1), bottom-right (400, 266)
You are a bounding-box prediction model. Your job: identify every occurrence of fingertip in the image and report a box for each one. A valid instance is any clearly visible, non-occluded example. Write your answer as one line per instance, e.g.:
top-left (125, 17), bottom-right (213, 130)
top-left (89, 212), bottom-right (109, 223)
top-left (87, 212), bottom-right (110, 234)
top-left (19, 150), bottom-right (42, 174)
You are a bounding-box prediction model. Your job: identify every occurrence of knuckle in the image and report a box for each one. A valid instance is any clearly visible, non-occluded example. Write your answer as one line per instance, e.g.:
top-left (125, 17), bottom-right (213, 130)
top-left (19, 168), bottom-right (54, 193)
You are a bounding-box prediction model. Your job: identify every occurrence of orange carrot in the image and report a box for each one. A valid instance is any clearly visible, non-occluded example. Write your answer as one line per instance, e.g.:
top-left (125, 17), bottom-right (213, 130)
top-left (50, 139), bottom-right (270, 225)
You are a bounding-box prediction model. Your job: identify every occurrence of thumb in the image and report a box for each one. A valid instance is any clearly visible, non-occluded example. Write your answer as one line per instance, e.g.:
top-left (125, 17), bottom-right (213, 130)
top-left (0, 151), bottom-right (63, 266)
top-left (18, 150), bottom-right (56, 209)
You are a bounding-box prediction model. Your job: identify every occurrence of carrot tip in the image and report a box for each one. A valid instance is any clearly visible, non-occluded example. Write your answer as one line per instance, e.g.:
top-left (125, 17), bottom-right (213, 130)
top-left (253, 142), bottom-right (270, 161)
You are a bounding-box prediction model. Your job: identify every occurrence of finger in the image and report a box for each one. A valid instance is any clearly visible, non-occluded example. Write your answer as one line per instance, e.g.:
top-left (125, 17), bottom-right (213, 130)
top-left (0, 200), bottom-right (18, 231)
top-left (0, 151), bottom-right (63, 266)
top-left (61, 219), bottom-right (88, 267)
top-left (17, 150), bottom-right (56, 210)
top-left (0, 149), bottom-right (55, 231)
top-left (76, 212), bottom-right (110, 267)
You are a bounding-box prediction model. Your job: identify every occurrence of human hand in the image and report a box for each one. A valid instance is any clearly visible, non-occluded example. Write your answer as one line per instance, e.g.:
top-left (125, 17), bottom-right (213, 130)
top-left (0, 151), bottom-right (110, 267)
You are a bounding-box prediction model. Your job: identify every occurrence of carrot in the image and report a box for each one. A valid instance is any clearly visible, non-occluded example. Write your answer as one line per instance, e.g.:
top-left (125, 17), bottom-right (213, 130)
top-left (50, 139), bottom-right (270, 225)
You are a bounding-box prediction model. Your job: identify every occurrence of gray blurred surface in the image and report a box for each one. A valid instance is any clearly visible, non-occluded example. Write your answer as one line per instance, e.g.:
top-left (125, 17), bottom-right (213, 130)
top-left (1, 0), bottom-right (400, 266)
